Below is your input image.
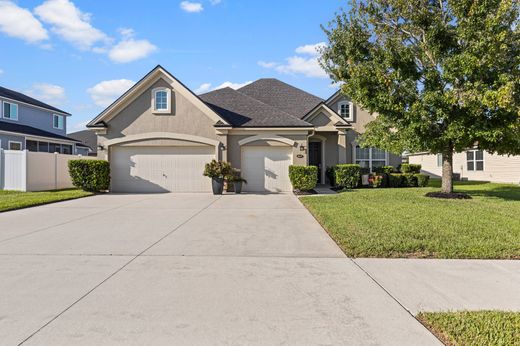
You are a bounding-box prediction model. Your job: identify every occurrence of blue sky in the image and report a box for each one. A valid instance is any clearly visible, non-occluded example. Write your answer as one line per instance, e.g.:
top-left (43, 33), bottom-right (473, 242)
top-left (0, 0), bottom-right (345, 132)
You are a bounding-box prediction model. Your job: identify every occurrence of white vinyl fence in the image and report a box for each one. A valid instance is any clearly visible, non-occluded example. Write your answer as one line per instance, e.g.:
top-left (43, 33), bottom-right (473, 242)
top-left (0, 149), bottom-right (96, 191)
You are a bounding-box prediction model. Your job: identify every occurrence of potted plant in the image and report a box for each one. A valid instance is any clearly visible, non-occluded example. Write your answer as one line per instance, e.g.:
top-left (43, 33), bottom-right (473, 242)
top-left (227, 168), bottom-right (247, 194)
top-left (203, 160), bottom-right (232, 195)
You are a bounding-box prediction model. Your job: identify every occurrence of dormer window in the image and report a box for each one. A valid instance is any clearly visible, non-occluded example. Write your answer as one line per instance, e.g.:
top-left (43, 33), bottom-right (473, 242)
top-left (152, 87), bottom-right (171, 113)
top-left (338, 101), bottom-right (353, 121)
top-left (3, 101), bottom-right (18, 121)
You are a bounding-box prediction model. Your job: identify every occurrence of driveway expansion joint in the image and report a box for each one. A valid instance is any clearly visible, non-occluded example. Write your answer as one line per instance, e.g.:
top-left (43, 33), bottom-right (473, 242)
top-left (350, 258), bottom-right (445, 345)
top-left (17, 195), bottom-right (222, 345)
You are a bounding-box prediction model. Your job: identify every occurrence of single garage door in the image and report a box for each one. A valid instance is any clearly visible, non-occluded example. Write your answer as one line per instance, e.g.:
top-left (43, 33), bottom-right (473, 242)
top-left (241, 146), bottom-right (293, 192)
top-left (111, 146), bottom-right (214, 193)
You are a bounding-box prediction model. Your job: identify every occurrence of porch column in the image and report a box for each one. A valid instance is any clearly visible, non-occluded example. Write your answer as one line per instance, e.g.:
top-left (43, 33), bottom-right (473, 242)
top-left (337, 130), bottom-right (347, 164)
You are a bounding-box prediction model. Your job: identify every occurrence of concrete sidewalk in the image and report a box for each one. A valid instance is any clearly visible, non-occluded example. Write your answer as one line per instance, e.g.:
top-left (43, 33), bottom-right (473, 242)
top-left (354, 258), bottom-right (520, 314)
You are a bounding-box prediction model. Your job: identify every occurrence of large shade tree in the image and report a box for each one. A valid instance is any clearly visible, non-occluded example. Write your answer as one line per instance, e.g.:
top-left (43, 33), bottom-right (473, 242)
top-left (320, 0), bottom-right (520, 194)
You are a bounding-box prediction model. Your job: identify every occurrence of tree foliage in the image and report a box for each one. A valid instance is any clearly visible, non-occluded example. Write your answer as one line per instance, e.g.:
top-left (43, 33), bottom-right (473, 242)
top-left (320, 0), bottom-right (520, 158)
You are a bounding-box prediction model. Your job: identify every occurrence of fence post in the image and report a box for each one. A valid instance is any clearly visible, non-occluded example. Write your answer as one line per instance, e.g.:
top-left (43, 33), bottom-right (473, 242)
top-left (21, 150), bottom-right (27, 192)
top-left (0, 148), bottom-right (3, 190)
top-left (54, 152), bottom-right (58, 190)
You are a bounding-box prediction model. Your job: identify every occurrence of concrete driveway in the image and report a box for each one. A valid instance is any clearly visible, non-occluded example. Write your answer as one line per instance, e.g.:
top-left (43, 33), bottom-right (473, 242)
top-left (0, 193), bottom-right (439, 345)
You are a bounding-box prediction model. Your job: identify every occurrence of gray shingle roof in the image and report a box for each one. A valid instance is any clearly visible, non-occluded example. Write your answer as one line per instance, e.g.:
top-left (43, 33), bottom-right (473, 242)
top-left (199, 87), bottom-right (312, 128)
top-left (68, 129), bottom-right (97, 152)
top-left (0, 86), bottom-right (70, 115)
top-left (0, 121), bottom-right (79, 142)
top-left (237, 78), bottom-right (323, 118)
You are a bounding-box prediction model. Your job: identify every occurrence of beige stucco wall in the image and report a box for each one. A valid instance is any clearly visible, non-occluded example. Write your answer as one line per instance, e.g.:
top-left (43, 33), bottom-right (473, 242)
top-left (97, 78), bottom-right (222, 159)
top-left (227, 133), bottom-right (308, 171)
top-left (328, 94), bottom-right (401, 167)
top-left (409, 152), bottom-right (520, 184)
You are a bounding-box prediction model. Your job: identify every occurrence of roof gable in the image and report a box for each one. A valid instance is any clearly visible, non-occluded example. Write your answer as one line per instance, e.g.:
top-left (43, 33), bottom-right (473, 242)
top-left (238, 78), bottom-right (323, 118)
top-left (87, 65), bottom-right (230, 127)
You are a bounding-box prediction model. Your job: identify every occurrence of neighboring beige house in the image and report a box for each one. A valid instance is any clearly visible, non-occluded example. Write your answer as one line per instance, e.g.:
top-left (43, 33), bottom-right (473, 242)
top-left (87, 65), bottom-right (400, 193)
top-left (408, 151), bottom-right (520, 185)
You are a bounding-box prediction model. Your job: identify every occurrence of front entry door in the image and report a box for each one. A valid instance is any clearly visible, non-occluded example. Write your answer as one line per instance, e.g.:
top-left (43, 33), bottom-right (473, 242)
top-left (308, 142), bottom-right (322, 183)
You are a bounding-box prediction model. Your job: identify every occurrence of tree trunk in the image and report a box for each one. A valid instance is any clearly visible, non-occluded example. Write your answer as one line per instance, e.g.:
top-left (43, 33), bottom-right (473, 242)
top-left (441, 148), bottom-right (453, 194)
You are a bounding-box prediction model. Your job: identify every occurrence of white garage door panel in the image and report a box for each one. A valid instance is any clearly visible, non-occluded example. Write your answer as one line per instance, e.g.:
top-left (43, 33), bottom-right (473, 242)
top-left (111, 146), bottom-right (214, 193)
top-left (241, 146), bottom-right (292, 192)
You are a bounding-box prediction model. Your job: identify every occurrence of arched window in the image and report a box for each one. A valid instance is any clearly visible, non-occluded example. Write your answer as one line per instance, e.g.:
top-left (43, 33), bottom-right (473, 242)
top-left (152, 88), bottom-right (171, 113)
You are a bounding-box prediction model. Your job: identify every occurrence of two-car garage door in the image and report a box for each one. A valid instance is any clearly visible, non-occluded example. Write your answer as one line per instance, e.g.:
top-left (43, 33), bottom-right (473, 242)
top-left (111, 146), bottom-right (214, 193)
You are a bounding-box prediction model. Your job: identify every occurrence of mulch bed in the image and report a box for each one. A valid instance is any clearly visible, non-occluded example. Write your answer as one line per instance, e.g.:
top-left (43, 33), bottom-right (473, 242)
top-left (425, 192), bottom-right (472, 199)
top-left (293, 189), bottom-right (318, 196)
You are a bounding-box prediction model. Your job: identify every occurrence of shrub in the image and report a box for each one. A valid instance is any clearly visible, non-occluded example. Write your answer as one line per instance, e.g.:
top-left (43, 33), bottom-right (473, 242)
top-left (68, 159), bottom-right (110, 192)
top-left (403, 173), bottom-right (418, 187)
top-left (416, 174), bottom-right (430, 187)
top-left (374, 165), bottom-right (395, 174)
top-left (400, 163), bottom-right (422, 173)
top-left (203, 160), bottom-right (232, 179)
top-left (326, 166), bottom-right (336, 186)
top-left (388, 173), bottom-right (406, 187)
top-left (289, 165), bottom-right (318, 191)
top-left (335, 164), bottom-right (361, 189)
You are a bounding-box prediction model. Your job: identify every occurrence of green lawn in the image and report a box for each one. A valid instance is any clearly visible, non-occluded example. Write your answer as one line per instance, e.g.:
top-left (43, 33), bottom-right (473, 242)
top-left (0, 189), bottom-right (93, 212)
top-left (300, 180), bottom-right (520, 259)
top-left (417, 311), bottom-right (520, 346)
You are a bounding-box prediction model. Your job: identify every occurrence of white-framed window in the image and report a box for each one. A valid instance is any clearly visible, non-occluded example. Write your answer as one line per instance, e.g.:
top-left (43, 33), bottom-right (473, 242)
top-left (437, 153), bottom-right (443, 167)
top-left (3, 101), bottom-right (19, 120)
top-left (8, 141), bottom-right (22, 150)
top-left (467, 149), bottom-right (484, 171)
top-left (152, 87), bottom-right (171, 113)
top-left (354, 145), bottom-right (388, 172)
top-left (53, 114), bottom-right (64, 129)
top-left (337, 101), bottom-right (353, 121)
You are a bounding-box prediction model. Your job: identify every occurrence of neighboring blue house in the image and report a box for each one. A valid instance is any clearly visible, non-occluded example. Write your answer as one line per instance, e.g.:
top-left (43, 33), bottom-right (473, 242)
top-left (0, 86), bottom-right (89, 155)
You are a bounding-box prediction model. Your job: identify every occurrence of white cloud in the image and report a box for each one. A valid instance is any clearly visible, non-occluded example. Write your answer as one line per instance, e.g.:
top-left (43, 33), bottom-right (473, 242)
top-left (195, 83), bottom-right (212, 94)
top-left (0, 1), bottom-right (48, 44)
top-left (0, 69), bottom-right (3, 76)
top-left (258, 42), bottom-right (328, 78)
top-left (257, 61), bottom-right (277, 68)
top-left (214, 81), bottom-right (252, 90)
top-left (294, 42), bottom-right (327, 56)
top-left (26, 83), bottom-right (66, 104)
top-left (275, 56), bottom-right (327, 78)
top-left (34, 0), bottom-right (109, 51)
top-left (87, 79), bottom-right (135, 107)
top-left (109, 38), bottom-right (157, 63)
top-left (209, 0), bottom-right (221, 5)
top-left (117, 27), bottom-right (134, 38)
top-left (180, 1), bottom-right (203, 13)
top-left (194, 81), bottom-right (252, 94)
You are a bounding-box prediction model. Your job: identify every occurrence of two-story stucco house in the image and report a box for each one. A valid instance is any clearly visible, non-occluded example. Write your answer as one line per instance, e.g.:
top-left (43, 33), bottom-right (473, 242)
top-left (87, 65), bottom-right (400, 193)
top-left (0, 86), bottom-right (88, 155)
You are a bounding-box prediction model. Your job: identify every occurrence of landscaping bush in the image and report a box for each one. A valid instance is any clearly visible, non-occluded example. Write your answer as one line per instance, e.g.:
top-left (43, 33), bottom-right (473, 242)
top-left (68, 160), bottom-right (110, 192)
top-left (335, 164), bottom-right (361, 189)
top-left (403, 173), bottom-right (419, 187)
top-left (416, 174), bottom-right (430, 187)
top-left (288, 165), bottom-right (318, 191)
top-left (374, 165), bottom-right (395, 174)
top-left (326, 166), bottom-right (336, 186)
top-left (400, 163), bottom-right (422, 173)
top-left (389, 173), bottom-right (407, 187)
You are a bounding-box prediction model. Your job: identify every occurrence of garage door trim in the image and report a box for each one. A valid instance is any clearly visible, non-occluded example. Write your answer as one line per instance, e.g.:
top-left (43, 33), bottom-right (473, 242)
top-left (105, 132), bottom-right (221, 157)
